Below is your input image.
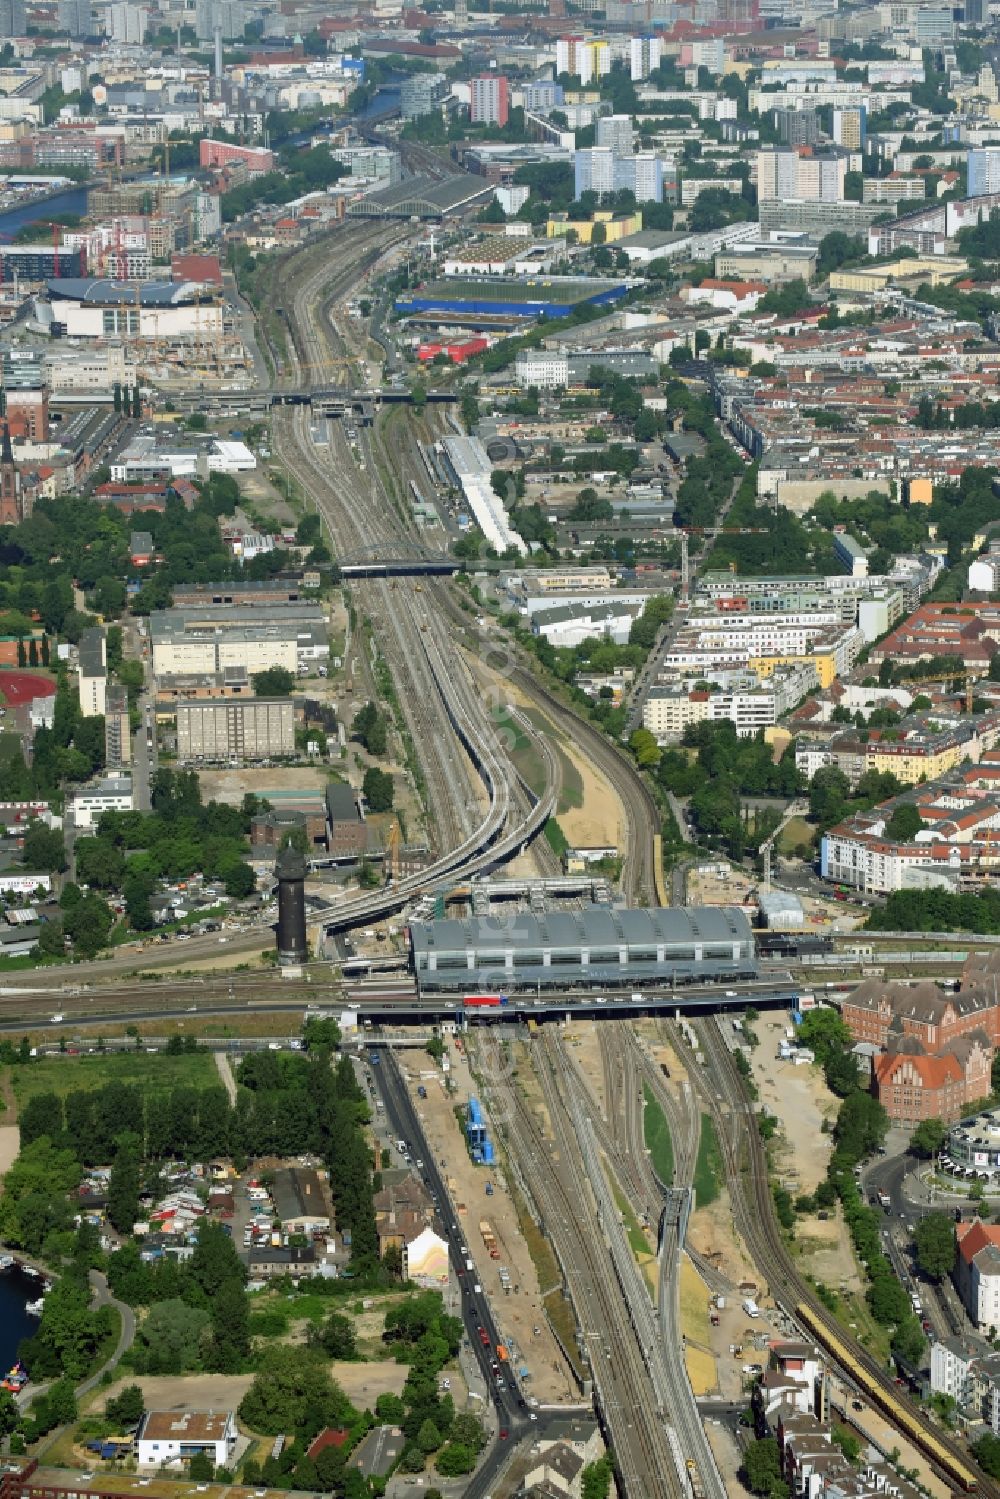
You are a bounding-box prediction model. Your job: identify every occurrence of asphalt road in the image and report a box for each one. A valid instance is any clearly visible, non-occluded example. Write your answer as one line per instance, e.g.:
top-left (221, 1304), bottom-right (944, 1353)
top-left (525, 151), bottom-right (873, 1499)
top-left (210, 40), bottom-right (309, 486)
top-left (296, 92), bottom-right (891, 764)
top-left (367, 1047), bottom-right (531, 1496)
top-left (862, 1149), bottom-right (970, 1342)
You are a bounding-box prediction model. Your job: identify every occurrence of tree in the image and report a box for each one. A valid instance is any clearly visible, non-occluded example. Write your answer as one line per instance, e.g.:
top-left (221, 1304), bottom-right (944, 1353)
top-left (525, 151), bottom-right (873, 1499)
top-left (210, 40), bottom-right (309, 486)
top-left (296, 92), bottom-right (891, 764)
top-left (910, 1118), bottom-right (947, 1158)
top-left (629, 728), bottom-right (661, 768)
top-left (63, 892), bottom-right (114, 959)
top-left (362, 767), bottom-right (394, 813)
top-left (189, 1451), bottom-right (214, 1481)
top-left (582, 1458), bottom-right (613, 1499)
top-left (867, 1270), bottom-right (911, 1325)
top-left (435, 1444), bottom-right (476, 1476)
top-left (809, 766), bottom-right (850, 827)
top-left (221, 860), bottom-right (256, 898)
top-left (137, 1299), bottom-right (210, 1372)
top-left (375, 1393), bottom-right (406, 1421)
top-left (108, 1134), bottom-right (141, 1234)
top-left (891, 1315), bottom-right (926, 1367)
top-left (884, 803), bottom-right (923, 842)
top-left (914, 1211), bottom-right (957, 1280)
top-left (824, 1049), bottom-right (860, 1098)
top-left (742, 1438), bottom-right (786, 1497)
top-left (48, 1376), bottom-right (78, 1424)
top-left (252, 667), bottom-right (296, 697)
top-left (210, 1280), bottom-right (250, 1372)
top-left (352, 701), bottom-right (388, 757)
top-left (316, 1311), bottom-right (356, 1360)
top-left (973, 1433), bottom-right (1000, 1479)
top-left (21, 820), bottom-right (65, 873)
top-left (105, 1384), bottom-right (145, 1427)
top-left (417, 1419), bottom-right (442, 1454)
top-left (238, 1346), bottom-right (355, 1435)
top-left (796, 1009), bottom-right (853, 1065)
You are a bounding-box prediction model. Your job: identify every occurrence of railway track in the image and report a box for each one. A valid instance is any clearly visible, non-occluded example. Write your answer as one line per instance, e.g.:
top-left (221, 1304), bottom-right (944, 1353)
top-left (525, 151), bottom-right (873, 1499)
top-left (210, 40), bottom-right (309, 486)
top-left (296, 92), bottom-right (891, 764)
top-left (272, 225), bottom-right (558, 872)
top-left (670, 1015), bottom-right (990, 1496)
top-left (294, 245), bottom-right (661, 901)
top-left (473, 1027), bottom-right (686, 1499)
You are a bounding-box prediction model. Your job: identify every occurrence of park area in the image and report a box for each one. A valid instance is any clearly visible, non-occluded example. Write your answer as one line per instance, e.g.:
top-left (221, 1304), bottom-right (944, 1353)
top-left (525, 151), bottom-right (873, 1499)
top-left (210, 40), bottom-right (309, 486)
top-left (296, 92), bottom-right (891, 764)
top-left (10, 1049), bottom-right (219, 1109)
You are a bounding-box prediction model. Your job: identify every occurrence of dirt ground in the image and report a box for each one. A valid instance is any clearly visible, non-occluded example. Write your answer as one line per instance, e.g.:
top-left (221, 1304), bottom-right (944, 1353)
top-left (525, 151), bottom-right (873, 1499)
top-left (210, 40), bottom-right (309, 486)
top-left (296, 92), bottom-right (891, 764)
top-left (0, 1125), bottom-right (19, 1174)
top-left (197, 768), bottom-right (332, 804)
top-left (97, 1362), bottom-right (408, 1418)
top-left (687, 866), bottom-right (864, 933)
top-left (679, 1258), bottom-right (718, 1397)
top-left (96, 1375), bottom-right (255, 1415)
top-left (686, 1194), bottom-right (757, 1288)
top-left (397, 1038), bottom-right (576, 1404)
top-left (570, 1022), bottom-right (607, 1117)
top-left (557, 740), bottom-right (624, 851)
top-left (750, 1014), bottom-right (862, 1291)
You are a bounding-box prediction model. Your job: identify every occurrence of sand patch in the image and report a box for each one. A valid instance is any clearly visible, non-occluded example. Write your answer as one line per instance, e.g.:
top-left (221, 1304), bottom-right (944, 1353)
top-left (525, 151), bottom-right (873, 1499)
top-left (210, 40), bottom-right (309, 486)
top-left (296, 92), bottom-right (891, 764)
top-left (0, 1125), bottom-right (19, 1175)
top-left (557, 740), bottom-right (625, 851)
top-left (684, 1344), bottom-right (718, 1397)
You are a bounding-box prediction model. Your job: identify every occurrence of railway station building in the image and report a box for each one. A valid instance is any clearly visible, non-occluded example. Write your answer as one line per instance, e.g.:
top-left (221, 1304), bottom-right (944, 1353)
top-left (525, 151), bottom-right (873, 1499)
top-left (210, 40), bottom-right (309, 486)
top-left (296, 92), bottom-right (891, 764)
top-left (408, 905), bottom-right (756, 993)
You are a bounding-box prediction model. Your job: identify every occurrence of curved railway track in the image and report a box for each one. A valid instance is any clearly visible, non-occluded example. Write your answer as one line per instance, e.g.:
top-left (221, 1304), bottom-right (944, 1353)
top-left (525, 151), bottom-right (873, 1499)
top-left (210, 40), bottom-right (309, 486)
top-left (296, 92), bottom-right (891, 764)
top-left (275, 224), bottom-right (662, 906)
top-left (670, 1016), bottom-right (994, 1496)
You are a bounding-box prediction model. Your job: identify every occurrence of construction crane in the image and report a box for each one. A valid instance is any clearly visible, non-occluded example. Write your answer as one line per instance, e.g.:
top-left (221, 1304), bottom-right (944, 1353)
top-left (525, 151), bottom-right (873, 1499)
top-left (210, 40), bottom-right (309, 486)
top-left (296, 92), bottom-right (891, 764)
top-left (675, 527), bottom-right (770, 599)
top-left (890, 666), bottom-right (984, 714)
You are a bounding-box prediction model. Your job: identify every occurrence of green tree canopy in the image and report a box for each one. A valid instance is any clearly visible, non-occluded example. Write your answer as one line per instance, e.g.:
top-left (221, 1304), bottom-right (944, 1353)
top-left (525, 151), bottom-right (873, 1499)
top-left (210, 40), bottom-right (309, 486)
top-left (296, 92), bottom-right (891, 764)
top-left (914, 1211), bottom-right (957, 1280)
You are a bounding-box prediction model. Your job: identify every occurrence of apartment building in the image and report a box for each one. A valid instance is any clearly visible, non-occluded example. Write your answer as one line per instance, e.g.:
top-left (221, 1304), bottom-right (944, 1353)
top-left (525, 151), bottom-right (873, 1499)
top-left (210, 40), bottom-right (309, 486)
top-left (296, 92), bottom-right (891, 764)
top-left (868, 601), bottom-right (1000, 671)
top-left (956, 1221), bottom-right (1000, 1330)
top-left (104, 684), bottom-right (131, 770)
top-left (77, 626), bottom-right (107, 718)
top-left (755, 148), bottom-right (846, 203)
top-left (629, 36), bottom-right (661, 80)
top-left (175, 698), bottom-right (296, 764)
top-left (800, 712), bottom-right (994, 789)
top-left (643, 664), bottom-right (816, 742)
top-left (471, 76), bottom-right (509, 128)
top-left (662, 606), bottom-right (862, 687)
top-left (556, 36), bottom-right (611, 84)
top-left (930, 1334), bottom-right (1000, 1431)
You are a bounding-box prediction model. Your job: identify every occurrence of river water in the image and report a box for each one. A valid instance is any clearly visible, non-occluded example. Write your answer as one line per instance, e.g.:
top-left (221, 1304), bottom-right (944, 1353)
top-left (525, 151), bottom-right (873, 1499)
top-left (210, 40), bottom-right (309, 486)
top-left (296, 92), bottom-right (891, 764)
top-left (0, 1265), bottom-right (39, 1373)
top-left (0, 186), bottom-right (89, 241)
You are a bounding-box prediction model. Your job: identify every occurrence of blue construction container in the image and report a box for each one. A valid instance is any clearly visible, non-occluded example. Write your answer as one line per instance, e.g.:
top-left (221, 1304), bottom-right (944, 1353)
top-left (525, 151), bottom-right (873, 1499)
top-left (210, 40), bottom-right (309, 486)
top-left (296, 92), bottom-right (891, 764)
top-left (468, 1098), bottom-right (482, 1126)
top-left (482, 1139), bottom-right (495, 1166)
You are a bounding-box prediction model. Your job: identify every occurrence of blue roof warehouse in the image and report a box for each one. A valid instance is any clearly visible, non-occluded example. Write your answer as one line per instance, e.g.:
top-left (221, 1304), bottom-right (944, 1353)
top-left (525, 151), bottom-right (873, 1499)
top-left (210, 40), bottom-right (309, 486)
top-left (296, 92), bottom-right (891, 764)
top-left (395, 274), bottom-right (629, 324)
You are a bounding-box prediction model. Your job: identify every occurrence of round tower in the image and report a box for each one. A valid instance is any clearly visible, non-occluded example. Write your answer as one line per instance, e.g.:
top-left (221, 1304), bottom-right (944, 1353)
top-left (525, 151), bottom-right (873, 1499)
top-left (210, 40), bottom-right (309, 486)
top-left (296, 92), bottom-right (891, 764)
top-left (275, 845), bottom-right (308, 965)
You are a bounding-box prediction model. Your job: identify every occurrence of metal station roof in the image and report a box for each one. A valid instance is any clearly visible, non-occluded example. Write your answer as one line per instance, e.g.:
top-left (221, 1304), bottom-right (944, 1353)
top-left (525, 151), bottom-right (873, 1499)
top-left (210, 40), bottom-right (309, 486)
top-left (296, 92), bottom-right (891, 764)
top-left (410, 905), bottom-right (753, 956)
top-left (347, 173), bottom-right (491, 219)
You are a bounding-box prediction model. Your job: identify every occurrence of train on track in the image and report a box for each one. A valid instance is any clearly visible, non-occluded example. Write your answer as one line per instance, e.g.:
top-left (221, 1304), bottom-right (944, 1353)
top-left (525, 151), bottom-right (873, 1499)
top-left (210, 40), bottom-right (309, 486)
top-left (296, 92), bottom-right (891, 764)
top-left (795, 1301), bottom-right (979, 1492)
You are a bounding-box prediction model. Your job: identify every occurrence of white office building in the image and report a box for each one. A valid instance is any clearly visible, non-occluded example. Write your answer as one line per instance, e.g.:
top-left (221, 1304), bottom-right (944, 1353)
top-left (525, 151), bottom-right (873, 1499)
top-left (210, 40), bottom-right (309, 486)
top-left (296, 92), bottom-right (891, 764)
top-left (514, 350), bottom-right (570, 389)
top-left (137, 1412), bottom-right (237, 1469)
top-left (574, 147), bottom-right (616, 198)
top-left (969, 149), bottom-right (1000, 199)
top-left (596, 114), bottom-right (634, 154)
top-left (71, 775), bottom-right (133, 830)
top-left (630, 35), bottom-right (662, 80)
top-left (107, 2), bottom-right (147, 40)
